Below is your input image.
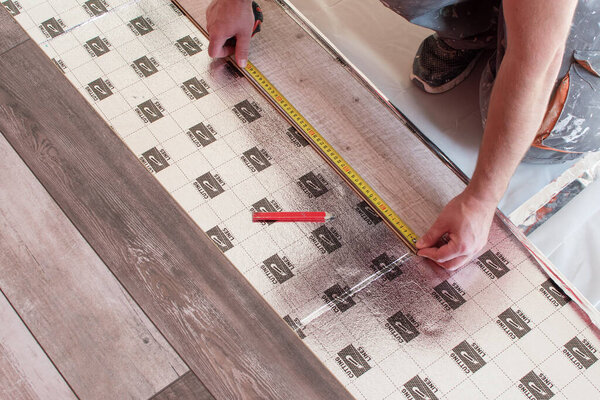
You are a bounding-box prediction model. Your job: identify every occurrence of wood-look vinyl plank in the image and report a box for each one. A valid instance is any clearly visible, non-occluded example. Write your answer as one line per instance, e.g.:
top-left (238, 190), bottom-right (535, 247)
top-left (151, 371), bottom-right (214, 400)
top-left (0, 6), bottom-right (28, 55)
top-left (0, 290), bottom-right (77, 400)
top-left (0, 134), bottom-right (189, 399)
top-left (0, 31), bottom-right (350, 400)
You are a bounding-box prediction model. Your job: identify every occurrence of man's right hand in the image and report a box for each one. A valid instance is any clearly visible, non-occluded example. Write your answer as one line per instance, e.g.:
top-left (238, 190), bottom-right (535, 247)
top-left (206, 0), bottom-right (254, 68)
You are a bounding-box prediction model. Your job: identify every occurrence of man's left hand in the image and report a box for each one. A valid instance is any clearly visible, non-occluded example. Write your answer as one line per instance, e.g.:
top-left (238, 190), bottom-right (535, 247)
top-left (416, 189), bottom-right (496, 270)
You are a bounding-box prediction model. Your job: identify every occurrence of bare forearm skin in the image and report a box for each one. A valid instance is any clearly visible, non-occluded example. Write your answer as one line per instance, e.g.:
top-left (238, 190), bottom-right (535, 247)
top-left (466, 0), bottom-right (577, 207)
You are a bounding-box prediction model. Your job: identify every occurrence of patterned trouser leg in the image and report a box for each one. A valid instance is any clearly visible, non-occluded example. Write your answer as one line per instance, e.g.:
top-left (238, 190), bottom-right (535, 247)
top-left (522, 51), bottom-right (600, 164)
top-left (381, 0), bottom-right (600, 164)
top-left (481, 48), bottom-right (600, 163)
top-left (379, 0), bottom-right (500, 49)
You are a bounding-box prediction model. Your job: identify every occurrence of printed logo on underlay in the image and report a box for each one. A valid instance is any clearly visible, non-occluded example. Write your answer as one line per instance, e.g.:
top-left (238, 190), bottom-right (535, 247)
top-left (563, 337), bottom-right (598, 369)
top-left (224, 60), bottom-right (244, 78)
top-left (181, 77), bottom-right (210, 100)
top-left (233, 100), bottom-right (262, 123)
top-left (168, 2), bottom-right (184, 16)
top-left (285, 126), bottom-right (309, 147)
top-left (2, 0), bottom-right (21, 16)
top-left (176, 35), bottom-right (203, 56)
top-left (86, 78), bottom-right (114, 101)
top-left (83, 0), bottom-right (108, 17)
top-left (298, 171), bottom-right (329, 198)
top-left (52, 58), bottom-right (68, 72)
top-left (497, 308), bottom-right (531, 340)
top-left (128, 16), bottom-right (154, 36)
top-left (323, 283), bottom-right (355, 313)
top-left (251, 198), bottom-right (282, 225)
top-left (519, 371), bottom-right (554, 400)
top-left (136, 99), bottom-right (165, 123)
top-left (386, 310), bottom-right (419, 343)
top-left (402, 376), bottom-right (439, 400)
top-left (356, 201), bottom-right (382, 225)
top-left (311, 226), bottom-right (342, 254)
top-left (139, 147), bottom-right (170, 173)
top-left (283, 315), bottom-right (306, 339)
top-left (336, 345), bottom-right (371, 378)
top-left (261, 254), bottom-right (294, 284)
top-left (451, 341), bottom-right (486, 374)
top-left (371, 252), bottom-right (402, 281)
top-left (432, 281), bottom-right (466, 310)
top-left (40, 18), bottom-right (65, 38)
top-left (187, 122), bottom-right (217, 147)
top-left (85, 36), bottom-right (111, 57)
top-left (540, 279), bottom-right (570, 307)
top-left (242, 147), bottom-right (271, 172)
top-left (206, 226), bottom-right (234, 252)
top-left (477, 250), bottom-right (509, 279)
top-left (132, 56), bottom-right (159, 78)
top-left (194, 172), bottom-right (225, 199)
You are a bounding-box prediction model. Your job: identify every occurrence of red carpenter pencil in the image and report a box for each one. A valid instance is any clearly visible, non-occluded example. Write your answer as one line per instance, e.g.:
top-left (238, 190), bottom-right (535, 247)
top-left (252, 211), bottom-right (334, 223)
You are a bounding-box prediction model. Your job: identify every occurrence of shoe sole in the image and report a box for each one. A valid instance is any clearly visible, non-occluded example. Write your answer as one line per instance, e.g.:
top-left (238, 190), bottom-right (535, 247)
top-left (410, 52), bottom-right (482, 94)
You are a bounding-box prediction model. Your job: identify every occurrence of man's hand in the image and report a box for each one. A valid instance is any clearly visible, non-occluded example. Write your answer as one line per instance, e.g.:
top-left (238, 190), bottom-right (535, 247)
top-left (416, 190), bottom-right (496, 270)
top-left (206, 0), bottom-right (254, 68)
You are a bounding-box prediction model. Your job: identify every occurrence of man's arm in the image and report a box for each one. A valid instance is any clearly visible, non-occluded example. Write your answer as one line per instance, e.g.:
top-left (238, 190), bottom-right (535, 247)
top-left (417, 0), bottom-right (577, 270)
top-left (206, 0), bottom-right (254, 68)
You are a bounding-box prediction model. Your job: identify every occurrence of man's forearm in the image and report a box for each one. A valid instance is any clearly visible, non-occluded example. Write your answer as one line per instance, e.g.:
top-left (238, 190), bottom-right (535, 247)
top-left (417, 0), bottom-right (578, 269)
top-left (466, 51), bottom-right (564, 206)
top-left (466, 0), bottom-right (577, 207)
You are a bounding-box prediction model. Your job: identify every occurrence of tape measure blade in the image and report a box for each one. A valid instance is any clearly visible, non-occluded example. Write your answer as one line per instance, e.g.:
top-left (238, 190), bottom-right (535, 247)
top-left (243, 61), bottom-right (418, 253)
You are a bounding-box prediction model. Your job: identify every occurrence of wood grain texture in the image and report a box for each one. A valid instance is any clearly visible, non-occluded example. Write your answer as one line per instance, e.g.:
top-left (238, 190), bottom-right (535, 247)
top-left (0, 134), bottom-right (189, 399)
top-left (178, 0), bottom-right (466, 236)
top-left (0, 33), bottom-right (350, 400)
top-left (0, 290), bottom-right (77, 400)
top-left (0, 5), bottom-right (28, 55)
top-left (151, 372), bottom-right (214, 400)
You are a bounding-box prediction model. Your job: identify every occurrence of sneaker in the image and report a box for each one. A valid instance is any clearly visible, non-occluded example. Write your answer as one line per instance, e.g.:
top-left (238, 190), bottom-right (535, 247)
top-left (410, 34), bottom-right (482, 94)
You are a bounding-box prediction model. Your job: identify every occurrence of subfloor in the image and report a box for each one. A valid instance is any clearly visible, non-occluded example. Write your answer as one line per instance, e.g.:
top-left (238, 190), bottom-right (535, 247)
top-left (289, 0), bottom-right (600, 309)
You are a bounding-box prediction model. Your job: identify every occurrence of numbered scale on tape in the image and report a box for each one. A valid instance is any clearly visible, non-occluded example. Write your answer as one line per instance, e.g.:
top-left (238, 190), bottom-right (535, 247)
top-left (244, 61), bottom-right (419, 253)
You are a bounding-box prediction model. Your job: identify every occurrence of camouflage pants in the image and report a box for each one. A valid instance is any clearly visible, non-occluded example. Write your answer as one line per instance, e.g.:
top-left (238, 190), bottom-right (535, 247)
top-left (380, 0), bottom-right (600, 164)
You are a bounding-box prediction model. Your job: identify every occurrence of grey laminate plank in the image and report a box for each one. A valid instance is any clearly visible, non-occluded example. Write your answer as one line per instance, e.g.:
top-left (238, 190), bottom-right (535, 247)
top-left (0, 3), bottom-right (28, 55)
top-left (0, 134), bottom-right (188, 399)
top-left (0, 40), bottom-right (350, 400)
top-left (0, 290), bottom-right (77, 400)
top-left (151, 372), bottom-right (214, 400)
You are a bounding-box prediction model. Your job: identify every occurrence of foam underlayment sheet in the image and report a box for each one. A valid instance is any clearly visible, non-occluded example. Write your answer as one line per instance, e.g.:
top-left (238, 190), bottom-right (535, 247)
top-left (7, 0), bottom-right (600, 398)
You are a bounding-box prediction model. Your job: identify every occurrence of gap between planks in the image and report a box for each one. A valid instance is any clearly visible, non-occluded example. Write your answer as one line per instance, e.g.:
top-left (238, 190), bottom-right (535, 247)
top-left (0, 131), bottom-right (189, 399)
top-left (0, 288), bottom-right (77, 400)
top-left (150, 371), bottom-right (215, 400)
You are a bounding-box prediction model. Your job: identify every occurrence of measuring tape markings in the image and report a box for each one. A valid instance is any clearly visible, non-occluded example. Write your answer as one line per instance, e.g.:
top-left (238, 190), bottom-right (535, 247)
top-left (244, 61), bottom-right (419, 252)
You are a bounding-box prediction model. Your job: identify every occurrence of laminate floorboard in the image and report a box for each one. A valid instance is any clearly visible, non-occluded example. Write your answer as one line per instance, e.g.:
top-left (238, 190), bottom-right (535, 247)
top-left (0, 290), bottom-right (77, 400)
top-left (151, 371), bottom-right (214, 400)
top-left (0, 27), bottom-right (350, 400)
top-left (0, 5), bottom-right (28, 55)
top-left (0, 134), bottom-right (189, 399)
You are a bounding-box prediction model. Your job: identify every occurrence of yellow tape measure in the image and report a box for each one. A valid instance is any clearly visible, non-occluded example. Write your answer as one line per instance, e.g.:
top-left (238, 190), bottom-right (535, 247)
top-left (244, 61), bottom-right (419, 253)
